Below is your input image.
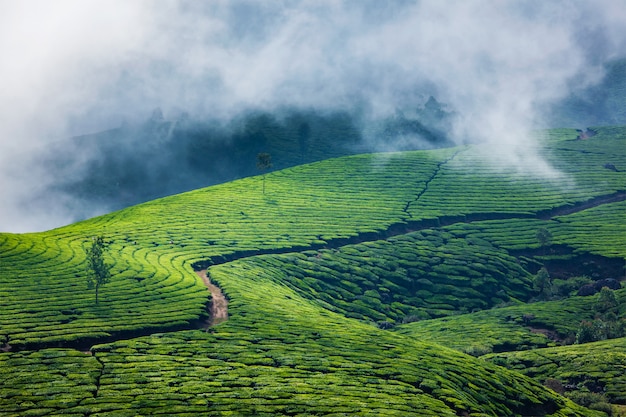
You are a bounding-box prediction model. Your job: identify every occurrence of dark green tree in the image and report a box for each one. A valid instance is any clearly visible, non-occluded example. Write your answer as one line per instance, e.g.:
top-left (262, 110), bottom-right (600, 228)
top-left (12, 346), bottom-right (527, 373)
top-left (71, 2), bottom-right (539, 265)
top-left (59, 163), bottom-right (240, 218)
top-left (533, 267), bottom-right (552, 299)
top-left (576, 319), bottom-right (607, 344)
top-left (596, 286), bottom-right (618, 314)
top-left (536, 228), bottom-right (552, 254)
top-left (86, 236), bottom-right (111, 305)
top-left (256, 152), bottom-right (272, 194)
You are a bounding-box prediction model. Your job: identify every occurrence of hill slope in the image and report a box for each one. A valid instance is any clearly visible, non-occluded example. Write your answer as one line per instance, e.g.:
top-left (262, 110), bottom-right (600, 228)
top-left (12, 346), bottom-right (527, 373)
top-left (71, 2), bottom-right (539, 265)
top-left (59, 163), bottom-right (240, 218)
top-left (0, 126), bottom-right (624, 416)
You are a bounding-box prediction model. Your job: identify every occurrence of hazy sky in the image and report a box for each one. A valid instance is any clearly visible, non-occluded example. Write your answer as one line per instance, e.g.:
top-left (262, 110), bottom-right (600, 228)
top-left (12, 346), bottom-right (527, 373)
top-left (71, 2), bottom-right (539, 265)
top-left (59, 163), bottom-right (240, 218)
top-left (1, 0), bottom-right (625, 232)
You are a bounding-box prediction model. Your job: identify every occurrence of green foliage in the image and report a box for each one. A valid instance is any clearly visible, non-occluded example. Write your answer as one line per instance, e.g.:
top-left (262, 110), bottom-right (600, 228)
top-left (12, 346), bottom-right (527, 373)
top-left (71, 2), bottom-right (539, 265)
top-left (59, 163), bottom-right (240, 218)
top-left (397, 289), bottom-right (626, 355)
top-left (576, 320), bottom-right (609, 344)
top-left (566, 391), bottom-right (615, 416)
top-left (486, 337), bottom-right (626, 406)
top-left (537, 227), bottom-right (553, 251)
top-left (85, 236), bottom-right (112, 304)
top-left (576, 319), bottom-right (626, 344)
top-left (597, 287), bottom-right (619, 314)
top-left (575, 288), bottom-right (625, 343)
top-left (0, 126), bottom-right (624, 415)
top-left (534, 267), bottom-right (552, 300)
top-left (552, 276), bottom-right (593, 298)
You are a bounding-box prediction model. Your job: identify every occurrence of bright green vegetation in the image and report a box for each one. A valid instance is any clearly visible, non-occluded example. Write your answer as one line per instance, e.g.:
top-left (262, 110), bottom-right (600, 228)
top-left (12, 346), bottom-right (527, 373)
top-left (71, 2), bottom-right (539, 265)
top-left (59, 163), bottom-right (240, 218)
top-left (1, 149), bottom-right (458, 349)
top-left (0, 126), bottom-right (624, 415)
top-left (486, 337), bottom-right (626, 406)
top-left (411, 126), bottom-right (626, 221)
top-left (444, 200), bottom-right (626, 258)
top-left (237, 229), bottom-right (533, 324)
top-left (549, 200), bottom-right (626, 258)
top-left (0, 349), bottom-right (101, 414)
top-left (0, 231), bottom-right (209, 349)
top-left (0, 269), bottom-right (595, 416)
top-left (396, 288), bottom-right (626, 355)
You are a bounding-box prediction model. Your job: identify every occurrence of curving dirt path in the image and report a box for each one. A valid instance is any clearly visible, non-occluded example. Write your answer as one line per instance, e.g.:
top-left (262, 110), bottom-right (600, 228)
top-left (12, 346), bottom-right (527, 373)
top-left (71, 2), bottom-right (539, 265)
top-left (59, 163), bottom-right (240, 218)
top-left (195, 270), bottom-right (228, 326)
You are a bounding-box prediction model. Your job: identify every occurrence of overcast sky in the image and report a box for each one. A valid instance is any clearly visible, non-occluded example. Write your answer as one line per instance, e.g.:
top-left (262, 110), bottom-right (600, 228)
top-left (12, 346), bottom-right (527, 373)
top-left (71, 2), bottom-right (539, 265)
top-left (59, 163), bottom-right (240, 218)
top-left (1, 0), bottom-right (625, 232)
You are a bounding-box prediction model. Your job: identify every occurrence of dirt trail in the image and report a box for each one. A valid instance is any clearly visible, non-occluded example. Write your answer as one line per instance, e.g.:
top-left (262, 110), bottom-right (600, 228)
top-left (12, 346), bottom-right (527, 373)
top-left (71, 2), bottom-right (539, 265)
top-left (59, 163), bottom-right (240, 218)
top-left (195, 270), bottom-right (228, 326)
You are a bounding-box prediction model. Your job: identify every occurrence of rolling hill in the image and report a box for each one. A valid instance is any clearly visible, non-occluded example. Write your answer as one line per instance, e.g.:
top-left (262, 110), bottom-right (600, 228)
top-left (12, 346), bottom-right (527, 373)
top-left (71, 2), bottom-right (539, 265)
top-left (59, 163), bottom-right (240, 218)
top-left (31, 56), bottom-right (626, 229)
top-left (0, 126), bottom-right (625, 416)
top-left (40, 103), bottom-right (452, 225)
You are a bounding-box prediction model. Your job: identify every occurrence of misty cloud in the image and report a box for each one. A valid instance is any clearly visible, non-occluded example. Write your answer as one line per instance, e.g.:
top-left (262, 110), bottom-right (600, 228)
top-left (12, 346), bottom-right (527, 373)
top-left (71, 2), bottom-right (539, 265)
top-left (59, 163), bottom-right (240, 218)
top-left (1, 0), bottom-right (625, 232)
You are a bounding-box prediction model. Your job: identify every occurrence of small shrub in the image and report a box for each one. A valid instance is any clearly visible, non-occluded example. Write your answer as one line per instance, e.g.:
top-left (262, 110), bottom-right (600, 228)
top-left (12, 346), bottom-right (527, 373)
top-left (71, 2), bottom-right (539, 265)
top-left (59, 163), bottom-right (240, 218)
top-left (596, 287), bottom-right (618, 314)
top-left (533, 268), bottom-right (552, 300)
top-left (589, 401), bottom-right (613, 415)
top-left (567, 391), bottom-right (613, 416)
top-left (576, 317), bottom-right (626, 344)
top-left (576, 320), bottom-right (607, 344)
top-left (377, 321), bottom-right (394, 330)
top-left (401, 315), bottom-right (421, 324)
top-left (463, 344), bottom-right (492, 357)
top-left (552, 276), bottom-right (593, 298)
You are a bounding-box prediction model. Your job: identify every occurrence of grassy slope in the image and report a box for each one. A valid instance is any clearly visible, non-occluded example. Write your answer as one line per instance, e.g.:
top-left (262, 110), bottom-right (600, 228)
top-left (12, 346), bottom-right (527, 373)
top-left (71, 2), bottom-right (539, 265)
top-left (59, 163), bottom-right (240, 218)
top-left (4, 127), bottom-right (622, 348)
top-left (396, 288), bottom-right (626, 354)
top-left (236, 230), bottom-right (534, 324)
top-left (486, 337), bottom-right (626, 405)
top-left (54, 109), bottom-right (366, 216)
top-left (0, 127), bottom-right (624, 415)
top-left (0, 264), bottom-right (595, 416)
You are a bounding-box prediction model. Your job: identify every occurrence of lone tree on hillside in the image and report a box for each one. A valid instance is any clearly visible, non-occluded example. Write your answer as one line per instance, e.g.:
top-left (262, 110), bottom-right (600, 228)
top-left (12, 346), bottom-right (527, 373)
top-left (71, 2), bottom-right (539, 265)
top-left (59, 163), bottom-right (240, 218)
top-left (536, 227), bottom-right (552, 254)
top-left (86, 236), bottom-right (111, 305)
top-left (595, 286), bottom-right (618, 314)
top-left (256, 152), bottom-right (272, 194)
top-left (533, 267), bottom-right (552, 300)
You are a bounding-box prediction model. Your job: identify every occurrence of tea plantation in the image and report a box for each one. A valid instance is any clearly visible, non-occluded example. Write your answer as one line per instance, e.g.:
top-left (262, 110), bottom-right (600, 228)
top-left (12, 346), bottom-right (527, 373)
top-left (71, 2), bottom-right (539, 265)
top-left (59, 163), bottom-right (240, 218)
top-left (396, 288), bottom-right (626, 354)
top-left (486, 338), bottom-right (626, 407)
top-left (0, 126), bottom-right (624, 415)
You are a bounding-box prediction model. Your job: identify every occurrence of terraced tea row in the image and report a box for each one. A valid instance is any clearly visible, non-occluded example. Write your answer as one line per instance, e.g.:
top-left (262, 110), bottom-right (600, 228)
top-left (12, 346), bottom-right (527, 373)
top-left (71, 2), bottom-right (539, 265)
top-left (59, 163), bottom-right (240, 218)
top-left (0, 250), bottom-right (599, 415)
top-left (0, 348), bottom-right (101, 415)
top-left (396, 288), bottom-right (626, 355)
top-left (1, 128), bottom-right (624, 350)
top-left (0, 232), bottom-right (209, 350)
top-left (0, 151), bottom-right (450, 349)
top-left (411, 127), bottom-right (625, 220)
top-left (444, 200), bottom-right (626, 259)
top-left (486, 337), bottom-right (626, 406)
top-left (226, 229), bottom-right (534, 324)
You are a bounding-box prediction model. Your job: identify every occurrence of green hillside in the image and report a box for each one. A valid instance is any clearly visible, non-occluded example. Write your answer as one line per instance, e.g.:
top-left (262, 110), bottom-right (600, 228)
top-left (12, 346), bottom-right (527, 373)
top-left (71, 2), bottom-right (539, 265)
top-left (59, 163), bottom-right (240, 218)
top-left (396, 288), bottom-right (626, 354)
top-left (486, 337), bottom-right (626, 407)
top-left (0, 126), bottom-right (624, 415)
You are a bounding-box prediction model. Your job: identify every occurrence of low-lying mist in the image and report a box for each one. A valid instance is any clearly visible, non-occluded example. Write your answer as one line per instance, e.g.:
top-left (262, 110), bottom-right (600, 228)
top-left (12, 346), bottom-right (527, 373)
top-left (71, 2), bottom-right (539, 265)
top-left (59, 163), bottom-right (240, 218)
top-left (1, 0), bottom-right (625, 232)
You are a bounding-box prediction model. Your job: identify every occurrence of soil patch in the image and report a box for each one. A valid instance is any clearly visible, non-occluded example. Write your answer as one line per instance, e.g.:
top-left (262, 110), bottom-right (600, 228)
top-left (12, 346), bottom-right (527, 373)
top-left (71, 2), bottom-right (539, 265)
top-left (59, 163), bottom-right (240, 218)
top-left (196, 270), bottom-right (228, 327)
top-left (528, 327), bottom-right (563, 344)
